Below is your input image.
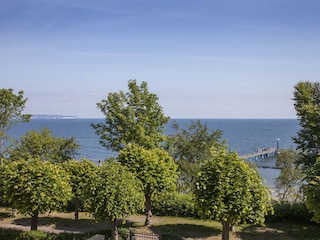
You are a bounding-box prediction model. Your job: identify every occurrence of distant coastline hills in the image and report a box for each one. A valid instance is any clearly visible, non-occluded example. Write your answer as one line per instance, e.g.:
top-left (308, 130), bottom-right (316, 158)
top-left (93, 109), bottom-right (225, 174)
top-left (30, 114), bottom-right (78, 119)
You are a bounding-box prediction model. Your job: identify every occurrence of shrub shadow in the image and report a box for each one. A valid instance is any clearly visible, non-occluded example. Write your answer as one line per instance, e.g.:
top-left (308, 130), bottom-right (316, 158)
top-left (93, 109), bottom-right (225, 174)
top-left (0, 212), bottom-right (11, 220)
top-left (150, 223), bottom-right (220, 240)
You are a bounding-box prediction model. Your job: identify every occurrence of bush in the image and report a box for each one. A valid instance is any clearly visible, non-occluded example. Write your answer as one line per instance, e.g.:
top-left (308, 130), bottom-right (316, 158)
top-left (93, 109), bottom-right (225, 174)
top-left (13, 230), bottom-right (100, 240)
top-left (16, 231), bottom-right (56, 240)
top-left (266, 201), bottom-right (313, 224)
top-left (152, 192), bottom-right (197, 218)
top-left (0, 228), bottom-right (22, 239)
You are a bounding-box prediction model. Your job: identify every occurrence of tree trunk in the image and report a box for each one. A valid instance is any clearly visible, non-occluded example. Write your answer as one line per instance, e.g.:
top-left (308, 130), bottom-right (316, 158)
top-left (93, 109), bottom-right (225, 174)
top-left (11, 208), bottom-right (17, 217)
top-left (144, 194), bottom-right (152, 226)
top-left (110, 219), bottom-right (118, 240)
top-left (31, 212), bottom-right (39, 231)
top-left (222, 221), bottom-right (230, 240)
top-left (74, 197), bottom-right (80, 222)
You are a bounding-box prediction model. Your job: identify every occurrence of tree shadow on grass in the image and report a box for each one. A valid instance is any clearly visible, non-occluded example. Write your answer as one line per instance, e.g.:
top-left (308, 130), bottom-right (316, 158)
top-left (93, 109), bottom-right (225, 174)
top-left (237, 225), bottom-right (287, 240)
top-left (238, 222), bottom-right (320, 240)
top-left (150, 223), bottom-right (220, 240)
top-left (12, 216), bottom-right (108, 232)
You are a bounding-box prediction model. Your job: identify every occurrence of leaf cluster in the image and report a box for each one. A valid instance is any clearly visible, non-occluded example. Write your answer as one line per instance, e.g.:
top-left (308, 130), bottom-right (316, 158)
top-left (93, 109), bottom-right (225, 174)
top-left (118, 144), bottom-right (178, 197)
top-left (166, 120), bottom-right (226, 192)
top-left (91, 80), bottom-right (169, 152)
top-left (0, 88), bottom-right (31, 131)
top-left (1, 159), bottom-right (73, 215)
top-left (293, 81), bottom-right (320, 169)
top-left (194, 149), bottom-right (273, 225)
top-left (274, 149), bottom-right (304, 202)
top-left (8, 128), bottom-right (79, 163)
top-left (62, 159), bottom-right (97, 198)
top-left (0, 88), bottom-right (30, 154)
top-left (84, 160), bottom-right (144, 222)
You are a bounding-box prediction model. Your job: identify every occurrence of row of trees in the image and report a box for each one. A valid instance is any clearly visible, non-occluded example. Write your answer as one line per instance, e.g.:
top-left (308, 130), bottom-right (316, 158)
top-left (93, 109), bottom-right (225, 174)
top-left (2, 80), bottom-right (320, 240)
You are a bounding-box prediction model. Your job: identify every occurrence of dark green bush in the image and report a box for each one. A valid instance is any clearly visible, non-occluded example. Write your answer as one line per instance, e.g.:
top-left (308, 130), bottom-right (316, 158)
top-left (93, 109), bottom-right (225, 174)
top-left (0, 228), bottom-right (22, 239)
top-left (0, 229), bottom-right (104, 240)
top-left (266, 201), bottom-right (313, 223)
top-left (152, 192), bottom-right (197, 218)
top-left (16, 231), bottom-right (56, 240)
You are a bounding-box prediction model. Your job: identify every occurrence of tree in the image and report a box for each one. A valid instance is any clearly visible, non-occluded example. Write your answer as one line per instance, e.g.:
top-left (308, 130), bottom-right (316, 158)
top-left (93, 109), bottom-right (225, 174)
top-left (305, 156), bottom-right (320, 223)
top-left (118, 144), bottom-right (178, 226)
top-left (84, 160), bottom-right (144, 240)
top-left (8, 128), bottom-right (79, 163)
top-left (194, 149), bottom-right (273, 240)
top-left (274, 148), bottom-right (304, 202)
top-left (292, 81), bottom-right (320, 221)
top-left (2, 159), bottom-right (72, 230)
top-left (0, 88), bottom-right (31, 158)
top-left (91, 80), bottom-right (169, 152)
top-left (166, 119), bottom-right (226, 192)
top-left (62, 158), bottom-right (97, 221)
top-left (292, 81), bottom-right (320, 171)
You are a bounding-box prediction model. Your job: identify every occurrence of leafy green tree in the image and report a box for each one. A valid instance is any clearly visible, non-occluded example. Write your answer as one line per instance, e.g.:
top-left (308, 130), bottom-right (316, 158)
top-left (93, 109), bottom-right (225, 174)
top-left (0, 88), bottom-right (31, 158)
top-left (166, 119), bottom-right (226, 192)
top-left (8, 128), bottom-right (79, 163)
top-left (292, 81), bottom-right (320, 171)
top-left (194, 149), bottom-right (273, 240)
top-left (62, 158), bottom-right (97, 221)
top-left (118, 144), bottom-right (178, 226)
top-left (274, 148), bottom-right (304, 202)
top-left (305, 157), bottom-right (320, 223)
top-left (84, 160), bottom-right (144, 240)
top-left (2, 159), bottom-right (72, 230)
top-left (91, 80), bottom-right (169, 152)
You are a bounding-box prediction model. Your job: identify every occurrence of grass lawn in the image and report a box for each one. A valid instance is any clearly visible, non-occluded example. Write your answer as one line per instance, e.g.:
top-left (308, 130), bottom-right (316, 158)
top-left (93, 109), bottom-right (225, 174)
top-left (0, 208), bottom-right (320, 240)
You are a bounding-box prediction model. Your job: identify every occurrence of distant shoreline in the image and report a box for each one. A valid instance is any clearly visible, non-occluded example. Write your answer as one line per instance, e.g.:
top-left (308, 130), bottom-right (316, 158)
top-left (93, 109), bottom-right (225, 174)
top-left (31, 114), bottom-right (78, 119)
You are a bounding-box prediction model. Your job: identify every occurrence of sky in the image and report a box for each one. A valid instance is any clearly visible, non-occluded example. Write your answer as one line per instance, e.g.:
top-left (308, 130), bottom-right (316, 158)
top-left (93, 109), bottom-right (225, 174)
top-left (1, 0), bottom-right (320, 119)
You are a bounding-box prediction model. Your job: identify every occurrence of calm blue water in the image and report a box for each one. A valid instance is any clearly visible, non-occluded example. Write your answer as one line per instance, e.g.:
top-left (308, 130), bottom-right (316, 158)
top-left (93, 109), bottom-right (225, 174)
top-left (8, 118), bottom-right (300, 189)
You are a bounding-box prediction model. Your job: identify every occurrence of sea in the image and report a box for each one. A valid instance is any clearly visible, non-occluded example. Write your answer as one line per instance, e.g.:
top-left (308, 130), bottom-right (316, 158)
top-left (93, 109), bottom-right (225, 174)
top-left (7, 118), bottom-right (300, 190)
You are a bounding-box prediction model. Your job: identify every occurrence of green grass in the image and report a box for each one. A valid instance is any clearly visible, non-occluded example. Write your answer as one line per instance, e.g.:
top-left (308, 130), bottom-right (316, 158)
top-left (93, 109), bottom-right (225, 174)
top-left (0, 208), bottom-right (320, 240)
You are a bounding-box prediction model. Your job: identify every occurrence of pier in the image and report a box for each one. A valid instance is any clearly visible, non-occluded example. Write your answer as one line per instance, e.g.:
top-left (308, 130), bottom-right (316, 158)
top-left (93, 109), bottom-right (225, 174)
top-left (240, 148), bottom-right (277, 161)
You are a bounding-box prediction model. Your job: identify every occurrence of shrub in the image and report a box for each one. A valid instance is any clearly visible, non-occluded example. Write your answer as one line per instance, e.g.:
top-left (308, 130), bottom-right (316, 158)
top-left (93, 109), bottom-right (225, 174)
top-left (152, 192), bottom-right (197, 218)
top-left (16, 231), bottom-right (56, 240)
top-left (266, 201), bottom-right (313, 223)
top-left (0, 228), bottom-right (22, 239)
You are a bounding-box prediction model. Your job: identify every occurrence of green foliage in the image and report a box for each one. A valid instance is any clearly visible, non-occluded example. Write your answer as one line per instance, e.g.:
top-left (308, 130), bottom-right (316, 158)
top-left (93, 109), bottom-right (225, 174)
top-left (84, 159), bottom-right (144, 222)
top-left (118, 144), bottom-right (178, 198)
top-left (274, 148), bottom-right (304, 202)
top-left (0, 228), bottom-right (22, 239)
top-left (292, 81), bottom-right (320, 170)
top-left (8, 128), bottom-right (79, 163)
top-left (2, 159), bottom-right (73, 217)
top-left (63, 159), bottom-right (97, 198)
top-left (15, 231), bottom-right (56, 240)
top-left (118, 144), bottom-right (178, 226)
top-left (0, 88), bottom-right (30, 154)
top-left (166, 120), bottom-right (226, 193)
top-left (62, 159), bottom-right (97, 220)
top-left (14, 230), bottom-right (95, 240)
top-left (305, 157), bottom-right (320, 223)
top-left (292, 81), bottom-right (320, 223)
top-left (152, 192), bottom-right (197, 217)
top-left (194, 149), bottom-right (273, 225)
top-left (91, 80), bottom-right (169, 152)
top-left (267, 201), bottom-right (312, 224)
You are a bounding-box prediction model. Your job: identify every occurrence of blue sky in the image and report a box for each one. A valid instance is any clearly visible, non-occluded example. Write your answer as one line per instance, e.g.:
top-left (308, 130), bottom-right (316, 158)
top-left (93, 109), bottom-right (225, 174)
top-left (1, 0), bottom-right (320, 118)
